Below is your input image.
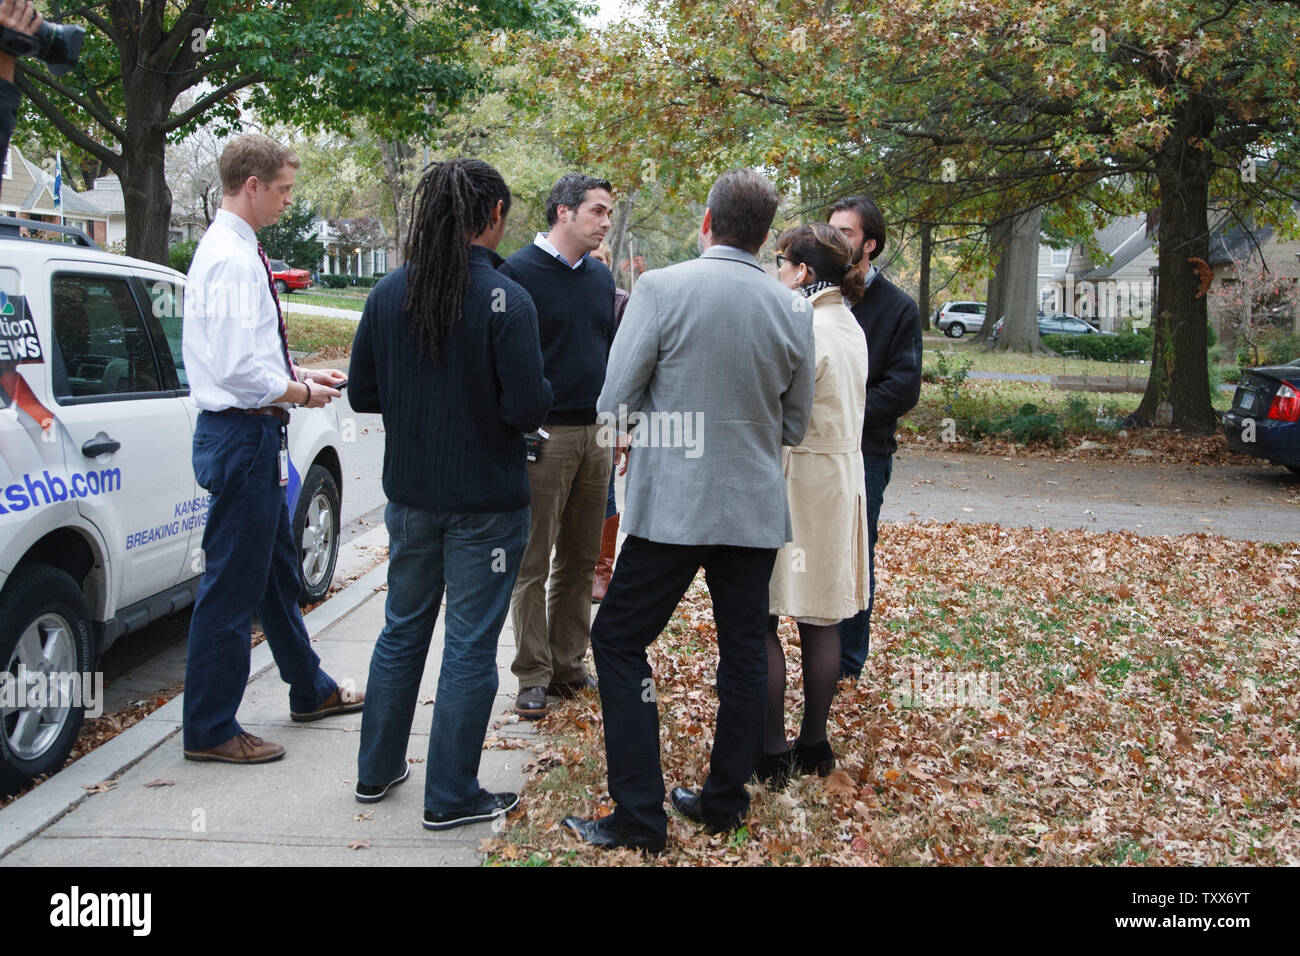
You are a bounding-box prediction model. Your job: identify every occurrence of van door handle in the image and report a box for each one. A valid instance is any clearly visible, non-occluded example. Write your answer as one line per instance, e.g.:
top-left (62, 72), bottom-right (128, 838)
top-left (82, 437), bottom-right (121, 457)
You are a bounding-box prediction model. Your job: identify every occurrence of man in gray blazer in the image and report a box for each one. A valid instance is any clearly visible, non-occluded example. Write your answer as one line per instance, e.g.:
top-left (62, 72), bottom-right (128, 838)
top-left (562, 169), bottom-right (815, 852)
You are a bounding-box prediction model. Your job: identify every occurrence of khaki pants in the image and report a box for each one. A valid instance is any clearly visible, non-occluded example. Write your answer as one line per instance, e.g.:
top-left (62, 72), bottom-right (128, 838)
top-left (510, 424), bottom-right (612, 688)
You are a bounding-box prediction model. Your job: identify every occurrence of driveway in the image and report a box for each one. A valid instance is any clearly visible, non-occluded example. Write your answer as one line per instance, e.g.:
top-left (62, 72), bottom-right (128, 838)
top-left (886, 446), bottom-right (1299, 542)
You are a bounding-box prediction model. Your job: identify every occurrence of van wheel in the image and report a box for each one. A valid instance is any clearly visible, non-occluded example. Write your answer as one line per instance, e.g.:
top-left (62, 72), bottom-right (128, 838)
top-left (293, 464), bottom-right (341, 606)
top-left (0, 565), bottom-right (94, 796)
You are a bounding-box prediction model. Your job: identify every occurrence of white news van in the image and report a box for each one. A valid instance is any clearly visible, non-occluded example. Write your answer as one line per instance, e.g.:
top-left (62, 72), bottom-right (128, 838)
top-left (0, 218), bottom-right (344, 793)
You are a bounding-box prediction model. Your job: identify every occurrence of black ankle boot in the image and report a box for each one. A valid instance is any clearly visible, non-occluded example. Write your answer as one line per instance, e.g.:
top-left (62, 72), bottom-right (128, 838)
top-left (756, 749), bottom-right (794, 787)
top-left (793, 738), bottom-right (835, 777)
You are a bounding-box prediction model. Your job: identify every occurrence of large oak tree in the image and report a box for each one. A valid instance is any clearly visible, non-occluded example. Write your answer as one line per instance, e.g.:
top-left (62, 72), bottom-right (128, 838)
top-left (15, 0), bottom-right (581, 264)
top-left (531, 0), bottom-right (1300, 432)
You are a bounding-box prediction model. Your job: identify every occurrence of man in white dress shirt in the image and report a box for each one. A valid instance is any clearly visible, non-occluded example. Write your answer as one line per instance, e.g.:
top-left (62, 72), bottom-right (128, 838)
top-left (181, 133), bottom-right (361, 764)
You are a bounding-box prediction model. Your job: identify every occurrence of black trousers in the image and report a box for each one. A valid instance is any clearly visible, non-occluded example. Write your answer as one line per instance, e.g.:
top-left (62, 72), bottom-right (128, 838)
top-left (590, 535), bottom-right (777, 840)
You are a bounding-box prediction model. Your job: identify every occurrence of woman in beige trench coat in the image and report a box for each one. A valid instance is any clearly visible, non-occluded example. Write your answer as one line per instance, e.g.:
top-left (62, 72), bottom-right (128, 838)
top-left (762, 223), bottom-right (869, 785)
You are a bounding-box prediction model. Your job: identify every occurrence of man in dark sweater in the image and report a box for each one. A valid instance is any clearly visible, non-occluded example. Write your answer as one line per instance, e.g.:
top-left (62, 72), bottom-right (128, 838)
top-left (828, 196), bottom-right (923, 679)
top-left (349, 159), bottom-right (552, 831)
top-left (499, 172), bottom-right (616, 719)
top-left (0, 2), bottom-right (44, 163)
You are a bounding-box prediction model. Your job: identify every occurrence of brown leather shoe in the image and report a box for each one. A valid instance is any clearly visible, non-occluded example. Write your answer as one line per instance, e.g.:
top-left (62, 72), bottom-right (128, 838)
top-left (290, 686), bottom-right (365, 722)
top-left (184, 731), bottom-right (286, 764)
top-left (591, 514), bottom-right (620, 603)
top-left (547, 674), bottom-right (598, 698)
top-left (515, 685), bottom-right (548, 718)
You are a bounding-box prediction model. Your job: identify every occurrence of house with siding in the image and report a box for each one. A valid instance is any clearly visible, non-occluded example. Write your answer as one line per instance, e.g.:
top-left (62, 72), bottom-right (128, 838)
top-left (1, 145), bottom-right (127, 246)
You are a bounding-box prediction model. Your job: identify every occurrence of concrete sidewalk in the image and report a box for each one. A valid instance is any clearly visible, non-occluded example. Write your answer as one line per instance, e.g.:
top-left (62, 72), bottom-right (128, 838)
top-left (0, 564), bottom-right (544, 867)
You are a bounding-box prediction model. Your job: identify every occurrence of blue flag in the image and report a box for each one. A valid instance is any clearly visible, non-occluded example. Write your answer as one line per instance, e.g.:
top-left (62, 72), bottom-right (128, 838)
top-left (53, 150), bottom-right (62, 209)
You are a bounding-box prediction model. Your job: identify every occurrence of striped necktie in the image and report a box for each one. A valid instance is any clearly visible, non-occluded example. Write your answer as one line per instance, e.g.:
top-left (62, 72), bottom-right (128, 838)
top-left (257, 242), bottom-right (297, 381)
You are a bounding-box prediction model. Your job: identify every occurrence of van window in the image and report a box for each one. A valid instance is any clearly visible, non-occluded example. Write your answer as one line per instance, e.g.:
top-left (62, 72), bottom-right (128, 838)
top-left (51, 274), bottom-right (162, 400)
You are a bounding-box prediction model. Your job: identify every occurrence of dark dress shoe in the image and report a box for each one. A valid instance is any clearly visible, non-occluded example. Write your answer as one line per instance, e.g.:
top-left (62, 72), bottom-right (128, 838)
top-left (562, 815), bottom-right (665, 854)
top-left (755, 749), bottom-right (795, 787)
top-left (669, 787), bottom-right (740, 834)
top-left (793, 738), bottom-right (836, 777)
top-left (514, 685), bottom-right (548, 718)
top-left (546, 674), bottom-right (598, 698)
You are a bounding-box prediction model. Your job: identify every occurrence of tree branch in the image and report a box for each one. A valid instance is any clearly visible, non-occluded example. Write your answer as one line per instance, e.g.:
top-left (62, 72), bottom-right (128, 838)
top-left (161, 71), bottom-right (263, 132)
top-left (11, 74), bottom-right (121, 170)
top-left (15, 62), bottom-right (127, 141)
top-left (61, 3), bottom-right (121, 44)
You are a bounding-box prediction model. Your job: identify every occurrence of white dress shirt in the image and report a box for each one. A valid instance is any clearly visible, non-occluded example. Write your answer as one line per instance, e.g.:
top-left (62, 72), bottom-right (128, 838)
top-left (183, 208), bottom-right (293, 411)
top-left (533, 232), bottom-right (586, 269)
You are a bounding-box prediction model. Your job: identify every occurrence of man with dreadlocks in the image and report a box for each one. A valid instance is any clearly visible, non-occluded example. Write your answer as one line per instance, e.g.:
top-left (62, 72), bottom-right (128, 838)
top-left (348, 158), bottom-right (552, 832)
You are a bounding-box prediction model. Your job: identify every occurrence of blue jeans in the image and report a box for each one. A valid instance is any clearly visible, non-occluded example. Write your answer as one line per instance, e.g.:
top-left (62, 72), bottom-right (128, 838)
top-left (184, 411), bottom-right (337, 750)
top-left (357, 501), bottom-right (529, 814)
top-left (838, 453), bottom-right (893, 678)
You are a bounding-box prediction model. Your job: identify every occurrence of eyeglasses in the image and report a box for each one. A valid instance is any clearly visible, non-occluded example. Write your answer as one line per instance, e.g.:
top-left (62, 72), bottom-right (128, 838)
top-left (775, 253), bottom-right (789, 268)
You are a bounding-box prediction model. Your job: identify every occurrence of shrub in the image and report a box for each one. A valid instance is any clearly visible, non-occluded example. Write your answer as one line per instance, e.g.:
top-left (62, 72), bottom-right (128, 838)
top-left (933, 351), bottom-right (974, 409)
top-left (1220, 366), bottom-right (1242, 384)
top-left (353, 276), bottom-right (380, 288)
top-left (968, 403), bottom-right (1063, 447)
top-left (168, 240), bottom-right (199, 274)
top-left (1042, 328), bottom-right (1153, 362)
top-left (320, 273), bottom-right (351, 289)
top-left (1235, 329), bottom-right (1300, 367)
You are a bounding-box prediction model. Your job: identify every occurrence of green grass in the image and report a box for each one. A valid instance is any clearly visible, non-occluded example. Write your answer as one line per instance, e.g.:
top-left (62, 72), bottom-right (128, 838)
top-left (924, 341), bottom-right (1150, 381)
top-left (281, 289), bottom-right (371, 310)
top-left (285, 313), bottom-right (360, 353)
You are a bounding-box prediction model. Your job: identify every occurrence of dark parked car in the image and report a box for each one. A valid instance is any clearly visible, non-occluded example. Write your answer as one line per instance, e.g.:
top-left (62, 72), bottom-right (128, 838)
top-left (1223, 358), bottom-right (1300, 474)
top-left (988, 313), bottom-right (1113, 342)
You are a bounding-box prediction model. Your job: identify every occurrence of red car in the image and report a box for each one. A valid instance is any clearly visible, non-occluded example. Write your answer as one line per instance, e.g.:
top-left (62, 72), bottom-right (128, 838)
top-left (268, 258), bottom-right (313, 294)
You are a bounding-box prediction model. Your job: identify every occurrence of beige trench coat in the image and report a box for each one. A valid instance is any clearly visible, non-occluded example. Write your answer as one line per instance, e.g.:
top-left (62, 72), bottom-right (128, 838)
top-left (768, 287), bottom-right (870, 623)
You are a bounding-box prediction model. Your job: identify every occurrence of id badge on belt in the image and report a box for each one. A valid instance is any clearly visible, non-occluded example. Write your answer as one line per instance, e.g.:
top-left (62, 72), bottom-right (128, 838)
top-left (279, 427), bottom-right (290, 487)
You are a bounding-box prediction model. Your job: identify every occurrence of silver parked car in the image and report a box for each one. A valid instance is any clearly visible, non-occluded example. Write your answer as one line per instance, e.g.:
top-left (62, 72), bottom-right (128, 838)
top-left (936, 301), bottom-right (988, 338)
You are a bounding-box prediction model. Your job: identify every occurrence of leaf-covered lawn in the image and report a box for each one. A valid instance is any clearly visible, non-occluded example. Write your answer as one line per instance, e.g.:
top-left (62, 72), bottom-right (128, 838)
top-left (487, 522), bottom-right (1300, 866)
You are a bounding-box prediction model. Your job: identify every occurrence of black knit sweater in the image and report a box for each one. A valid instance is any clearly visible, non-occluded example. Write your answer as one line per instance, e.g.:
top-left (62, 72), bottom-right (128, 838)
top-left (498, 243), bottom-right (616, 426)
top-left (348, 245), bottom-right (552, 512)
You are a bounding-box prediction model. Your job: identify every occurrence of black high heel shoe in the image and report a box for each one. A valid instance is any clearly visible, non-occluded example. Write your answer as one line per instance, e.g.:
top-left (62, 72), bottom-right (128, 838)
top-left (793, 738), bottom-right (835, 777)
top-left (756, 749), bottom-right (795, 787)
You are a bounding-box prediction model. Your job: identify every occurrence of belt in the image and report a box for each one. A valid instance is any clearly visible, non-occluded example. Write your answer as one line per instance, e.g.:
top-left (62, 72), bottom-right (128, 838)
top-left (790, 436), bottom-right (860, 454)
top-left (211, 406), bottom-right (290, 424)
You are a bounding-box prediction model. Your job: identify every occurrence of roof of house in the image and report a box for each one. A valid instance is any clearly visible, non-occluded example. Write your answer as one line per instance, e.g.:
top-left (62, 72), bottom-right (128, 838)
top-left (1081, 215), bottom-right (1151, 279)
top-left (6, 146), bottom-right (110, 220)
top-left (1207, 222), bottom-right (1276, 265)
top-left (82, 175), bottom-right (126, 216)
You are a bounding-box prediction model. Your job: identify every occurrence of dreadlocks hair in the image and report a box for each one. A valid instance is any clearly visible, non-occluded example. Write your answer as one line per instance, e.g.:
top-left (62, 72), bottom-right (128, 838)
top-left (403, 158), bottom-right (512, 361)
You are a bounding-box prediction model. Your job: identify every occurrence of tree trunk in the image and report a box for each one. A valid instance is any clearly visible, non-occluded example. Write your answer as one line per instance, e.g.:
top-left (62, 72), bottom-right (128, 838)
top-left (974, 217), bottom-right (1011, 345)
top-left (1133, 99), bottom-right (1217, 433)
top-left (120, 135), bottom-right (172, 264)
top-left (380, 138), bottom-right (412, 265)
top-left (607, 191), bottom-right (637, 289)
top-left (918, 222), bottom-right (933, 330)
top-left (990, 206), bottom-right (1046, 354)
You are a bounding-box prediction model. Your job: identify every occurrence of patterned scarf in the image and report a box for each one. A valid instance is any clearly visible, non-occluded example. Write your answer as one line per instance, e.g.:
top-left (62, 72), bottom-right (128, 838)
top-left (799, 280), bottom-right (837, 298)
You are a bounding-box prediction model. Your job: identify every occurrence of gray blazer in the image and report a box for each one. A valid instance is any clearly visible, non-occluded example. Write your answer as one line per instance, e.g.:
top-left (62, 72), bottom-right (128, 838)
top-left (598, 245), bottom-right (815, 549)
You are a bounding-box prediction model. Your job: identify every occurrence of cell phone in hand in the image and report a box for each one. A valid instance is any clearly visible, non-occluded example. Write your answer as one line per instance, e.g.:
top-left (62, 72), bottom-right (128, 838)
top-left (333, 379), bottom-right (348, 390)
